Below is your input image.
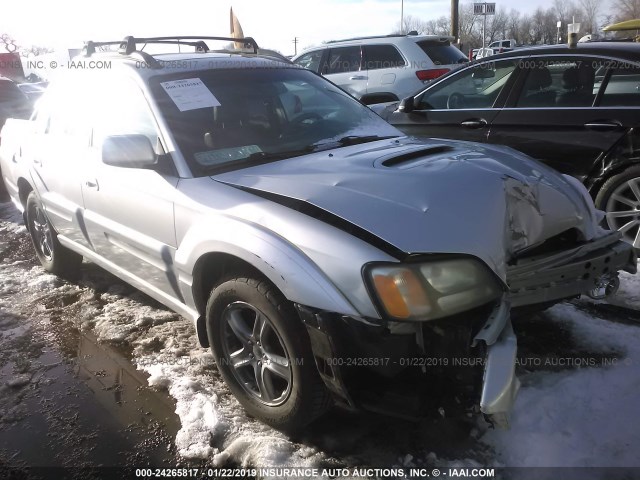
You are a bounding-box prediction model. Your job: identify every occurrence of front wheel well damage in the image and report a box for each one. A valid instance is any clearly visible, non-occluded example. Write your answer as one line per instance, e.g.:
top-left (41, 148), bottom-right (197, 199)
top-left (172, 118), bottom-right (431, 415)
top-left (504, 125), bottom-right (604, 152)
top-left (192, 252), bottom-right (277, 347)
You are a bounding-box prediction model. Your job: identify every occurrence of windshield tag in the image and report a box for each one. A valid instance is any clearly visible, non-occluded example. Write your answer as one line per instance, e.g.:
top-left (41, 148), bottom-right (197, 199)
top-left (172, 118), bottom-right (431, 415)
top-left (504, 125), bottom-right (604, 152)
top-left (160, 78), bottom-right (221, 111)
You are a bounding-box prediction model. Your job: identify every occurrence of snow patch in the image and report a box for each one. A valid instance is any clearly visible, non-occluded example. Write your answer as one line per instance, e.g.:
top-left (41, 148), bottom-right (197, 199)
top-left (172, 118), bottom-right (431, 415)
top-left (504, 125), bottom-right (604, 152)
top-left (480, 303), bottom-right (640, 467)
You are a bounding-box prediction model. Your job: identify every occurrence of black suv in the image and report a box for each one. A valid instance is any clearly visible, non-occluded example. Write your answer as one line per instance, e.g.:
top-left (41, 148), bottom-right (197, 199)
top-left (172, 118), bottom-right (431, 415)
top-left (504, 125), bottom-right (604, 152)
top-left (374, 43), bottom-right (640, 248)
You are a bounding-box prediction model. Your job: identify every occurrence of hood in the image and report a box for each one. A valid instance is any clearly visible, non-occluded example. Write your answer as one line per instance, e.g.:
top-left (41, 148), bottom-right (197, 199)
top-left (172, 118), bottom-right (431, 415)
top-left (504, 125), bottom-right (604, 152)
top-left (213, 138), bottom-right (605, 281)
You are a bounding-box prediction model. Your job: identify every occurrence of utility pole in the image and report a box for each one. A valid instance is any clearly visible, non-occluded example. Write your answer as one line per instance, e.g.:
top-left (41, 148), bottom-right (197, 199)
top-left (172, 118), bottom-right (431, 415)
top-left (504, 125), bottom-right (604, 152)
top-left (292, 37), bottom-right (299, 56)
top-left (451, 0), bottom-right (459, 44)
top-left (400, 0), bottom-right (404, 34)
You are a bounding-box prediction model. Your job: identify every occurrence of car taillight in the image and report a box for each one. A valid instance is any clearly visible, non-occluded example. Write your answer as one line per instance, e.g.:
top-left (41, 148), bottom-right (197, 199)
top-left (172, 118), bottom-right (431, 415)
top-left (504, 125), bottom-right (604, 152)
top-left (416, 69), bottom-right (449, 81)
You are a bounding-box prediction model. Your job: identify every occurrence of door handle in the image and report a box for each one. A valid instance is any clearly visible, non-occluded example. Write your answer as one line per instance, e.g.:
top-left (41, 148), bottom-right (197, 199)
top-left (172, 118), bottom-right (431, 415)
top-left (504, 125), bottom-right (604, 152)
top-left (461, 119), bottom-right (488, 129)
top-left (584, 121), bottom-right (623, 131)
top-left (85, 180), bottom-right (99, 189)
top-left (349, 75), bottom-right (367, 80)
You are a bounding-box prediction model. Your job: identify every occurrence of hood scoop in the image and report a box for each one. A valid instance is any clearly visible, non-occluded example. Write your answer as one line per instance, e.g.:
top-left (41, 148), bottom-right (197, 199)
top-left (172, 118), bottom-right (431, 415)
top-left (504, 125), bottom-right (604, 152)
top-left (378, 145), bottom-right (454, 169)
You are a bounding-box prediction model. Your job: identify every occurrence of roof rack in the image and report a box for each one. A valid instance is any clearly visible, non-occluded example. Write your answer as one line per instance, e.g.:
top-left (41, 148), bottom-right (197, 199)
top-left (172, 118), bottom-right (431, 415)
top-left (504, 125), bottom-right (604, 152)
top-left (325, 31), bottom-right (421, 44)
top-left (83, 35), bottom-right (261, 68)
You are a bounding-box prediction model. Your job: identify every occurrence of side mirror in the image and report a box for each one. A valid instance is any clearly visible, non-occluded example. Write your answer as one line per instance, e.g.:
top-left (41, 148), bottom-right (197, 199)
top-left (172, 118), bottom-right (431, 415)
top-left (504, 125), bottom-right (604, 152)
top-left (398, 96), bottom-right (415, 113)
top-left (102, 134), bottom-right (157, 168)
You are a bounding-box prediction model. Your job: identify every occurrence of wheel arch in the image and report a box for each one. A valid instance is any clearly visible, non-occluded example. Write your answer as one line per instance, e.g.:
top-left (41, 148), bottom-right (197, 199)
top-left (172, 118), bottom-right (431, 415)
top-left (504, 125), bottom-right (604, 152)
top-left (587, 160), bottom-right (640, 200)
top-left (17, 177), bottom-right (33, 208)
top-left (177, 225), bottom-right (360, 346)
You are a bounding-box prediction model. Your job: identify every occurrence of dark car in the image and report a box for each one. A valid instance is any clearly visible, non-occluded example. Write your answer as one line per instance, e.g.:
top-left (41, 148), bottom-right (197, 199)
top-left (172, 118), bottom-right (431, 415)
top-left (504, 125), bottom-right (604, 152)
top-left (0, 76), bottom-right (32, 199)
top-left (374, 42), bottom-right (640, 248)
top-left (0, 76), bottom-right (32, 127)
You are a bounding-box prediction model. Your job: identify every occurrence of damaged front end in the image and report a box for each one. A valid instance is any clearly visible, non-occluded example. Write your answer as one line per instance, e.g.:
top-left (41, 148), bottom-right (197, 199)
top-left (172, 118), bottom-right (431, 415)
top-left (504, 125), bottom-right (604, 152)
top-left (295, 255), bottom-right (522, 428)
top-left (296, 292), bottom-right (520, 428)
top-left (216, 138), bottom-right (637, 427)
top-left (293, 189), bottom-right (635, 429)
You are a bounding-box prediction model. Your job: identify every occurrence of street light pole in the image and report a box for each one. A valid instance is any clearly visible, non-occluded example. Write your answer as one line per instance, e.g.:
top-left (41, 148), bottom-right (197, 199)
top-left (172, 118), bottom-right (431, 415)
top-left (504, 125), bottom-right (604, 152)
top-left (401, 0), bottom-right (404, 34)
top-left (483, 10), bottom-right (486, 49)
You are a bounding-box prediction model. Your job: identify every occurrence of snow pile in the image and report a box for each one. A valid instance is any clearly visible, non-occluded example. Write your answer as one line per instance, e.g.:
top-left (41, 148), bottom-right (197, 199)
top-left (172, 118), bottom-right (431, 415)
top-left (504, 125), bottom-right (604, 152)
top-left (132, 317), bottom-right (325, 467)
top-left (480, 302), bottom-right (640, 467)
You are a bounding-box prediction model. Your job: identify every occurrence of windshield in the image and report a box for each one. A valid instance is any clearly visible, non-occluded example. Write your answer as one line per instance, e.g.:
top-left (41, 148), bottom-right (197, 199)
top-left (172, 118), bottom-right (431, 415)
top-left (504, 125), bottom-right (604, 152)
top-left (150, 67), bottom-right (400, 175)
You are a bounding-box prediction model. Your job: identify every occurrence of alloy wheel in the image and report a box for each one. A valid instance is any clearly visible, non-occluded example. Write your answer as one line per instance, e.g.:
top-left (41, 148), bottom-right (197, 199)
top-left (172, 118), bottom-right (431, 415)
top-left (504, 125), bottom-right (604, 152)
top-left (220, 301), bottom-right (292, 406)
top-left (32, 205), bottom-right (54, 261)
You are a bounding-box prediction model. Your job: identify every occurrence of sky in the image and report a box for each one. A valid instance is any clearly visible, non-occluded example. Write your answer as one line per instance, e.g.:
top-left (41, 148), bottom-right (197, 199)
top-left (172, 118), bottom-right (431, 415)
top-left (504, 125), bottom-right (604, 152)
top-left (2, 0), bottom-right (613, 56)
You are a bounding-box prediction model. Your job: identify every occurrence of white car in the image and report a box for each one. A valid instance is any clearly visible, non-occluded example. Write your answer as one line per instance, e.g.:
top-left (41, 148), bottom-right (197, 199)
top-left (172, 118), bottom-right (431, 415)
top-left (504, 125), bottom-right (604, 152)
top-left (293, 32), bottom-right (468, 104)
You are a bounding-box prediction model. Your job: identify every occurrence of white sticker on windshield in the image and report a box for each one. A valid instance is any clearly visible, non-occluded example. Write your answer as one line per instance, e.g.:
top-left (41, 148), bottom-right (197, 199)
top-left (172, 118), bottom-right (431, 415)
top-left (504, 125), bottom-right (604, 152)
top-left (160, 78), bottom-right (221, 111)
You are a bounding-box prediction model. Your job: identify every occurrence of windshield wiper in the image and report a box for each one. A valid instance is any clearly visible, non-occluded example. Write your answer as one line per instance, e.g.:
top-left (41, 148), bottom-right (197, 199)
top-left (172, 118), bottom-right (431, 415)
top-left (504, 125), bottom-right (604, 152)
top-left (313, 135), bottom-right (399, 152)
top-left (245, 148), bottom-right (316, 162)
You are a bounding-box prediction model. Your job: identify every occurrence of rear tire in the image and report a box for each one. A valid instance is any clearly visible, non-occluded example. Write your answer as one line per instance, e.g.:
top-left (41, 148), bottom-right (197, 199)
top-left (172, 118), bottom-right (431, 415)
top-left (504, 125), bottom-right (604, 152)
top-left (26, 192), bottom-right (82, 277)
top-left (206, 275), bottom-right (331, 431)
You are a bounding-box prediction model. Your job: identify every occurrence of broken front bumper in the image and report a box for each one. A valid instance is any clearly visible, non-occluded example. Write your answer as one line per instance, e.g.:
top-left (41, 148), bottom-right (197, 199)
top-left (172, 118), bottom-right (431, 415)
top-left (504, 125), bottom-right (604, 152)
top-left (507, 232), bottom-right (636, 308)
top-left (296, 299), bottom-right (520, 427)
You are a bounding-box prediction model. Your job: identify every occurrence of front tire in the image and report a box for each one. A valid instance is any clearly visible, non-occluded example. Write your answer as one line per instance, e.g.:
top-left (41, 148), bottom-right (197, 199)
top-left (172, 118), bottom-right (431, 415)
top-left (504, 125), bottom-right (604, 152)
top-left (206, 275), bottom-right (331, 431)
top-left (595, 166), bottom-right (640, 249)
top-left (26, 192), bottom-right (83, 277)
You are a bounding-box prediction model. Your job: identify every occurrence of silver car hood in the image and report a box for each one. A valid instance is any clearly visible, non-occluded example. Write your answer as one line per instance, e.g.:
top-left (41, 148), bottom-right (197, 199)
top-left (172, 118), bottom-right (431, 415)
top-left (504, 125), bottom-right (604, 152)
top-left (213, 138), bottom-right (606, 281)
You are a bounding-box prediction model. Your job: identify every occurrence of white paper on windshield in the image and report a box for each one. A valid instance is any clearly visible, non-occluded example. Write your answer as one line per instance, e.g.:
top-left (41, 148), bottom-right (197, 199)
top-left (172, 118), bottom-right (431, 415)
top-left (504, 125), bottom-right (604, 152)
top-left (160, 78), bottom-right (221, 112)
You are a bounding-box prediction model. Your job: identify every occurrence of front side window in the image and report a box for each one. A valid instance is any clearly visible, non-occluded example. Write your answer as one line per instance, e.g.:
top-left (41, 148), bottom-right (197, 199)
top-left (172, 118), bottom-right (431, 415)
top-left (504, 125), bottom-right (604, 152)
top-left (326, 46), bottom-right (362, 74)
top-left (417, 60), bottom-right (517, 110)
top-left (150, 68), bottom-right (399, 176)
top-left (363, 45), bottom-right (406, 70)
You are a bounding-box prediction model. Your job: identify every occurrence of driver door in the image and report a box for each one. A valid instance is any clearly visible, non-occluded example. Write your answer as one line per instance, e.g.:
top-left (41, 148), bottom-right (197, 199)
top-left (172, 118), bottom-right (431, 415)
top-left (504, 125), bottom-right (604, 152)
top-left (388, 59), bottom-right (519, 143)
top-left (81, 75), bottom-right (182, 300)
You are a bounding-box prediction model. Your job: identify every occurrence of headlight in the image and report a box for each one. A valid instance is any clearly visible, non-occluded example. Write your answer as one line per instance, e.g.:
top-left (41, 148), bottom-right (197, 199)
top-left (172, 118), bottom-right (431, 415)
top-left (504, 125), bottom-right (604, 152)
top-left (366, 258), bottom-right (503, 321)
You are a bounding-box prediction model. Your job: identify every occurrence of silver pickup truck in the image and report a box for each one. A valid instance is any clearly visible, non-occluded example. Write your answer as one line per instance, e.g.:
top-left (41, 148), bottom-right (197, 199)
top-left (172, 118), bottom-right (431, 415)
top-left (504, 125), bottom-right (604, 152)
top-left (0, 35), bottom-right (636, 431)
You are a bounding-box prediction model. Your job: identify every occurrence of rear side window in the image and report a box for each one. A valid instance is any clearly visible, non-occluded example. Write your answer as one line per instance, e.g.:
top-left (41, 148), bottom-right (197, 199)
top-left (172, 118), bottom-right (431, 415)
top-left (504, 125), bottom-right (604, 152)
top-left (601, 65), bottom-right (640, 107)
top-left (363, 45), bottom-right (406, 70)
top-left (294, 50), bottom-right (324, 72)
top-left (516, 59), bottom-right (598, 108)
top-left (416, 40), bottom-right (468, 66)
top-left (326, 46), bottom-right (362, 74)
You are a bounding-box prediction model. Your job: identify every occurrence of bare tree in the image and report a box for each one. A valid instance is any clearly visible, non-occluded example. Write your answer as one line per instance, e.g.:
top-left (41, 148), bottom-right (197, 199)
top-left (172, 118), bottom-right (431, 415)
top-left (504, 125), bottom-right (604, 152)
top-left (20, 45), bottom-right (53, 57)
top-left (613, 0), bottom-right (640, 21)
top-left (423, 16), bottom-right (451, 36)
top-left (1, 33), bottom-right (18, 53)
top-left (391, 15), bottom-right (431, 35)
top-left (389, 0), bottom-right (598, 51)
top-left (578, 0), bottom-right (601, 34)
